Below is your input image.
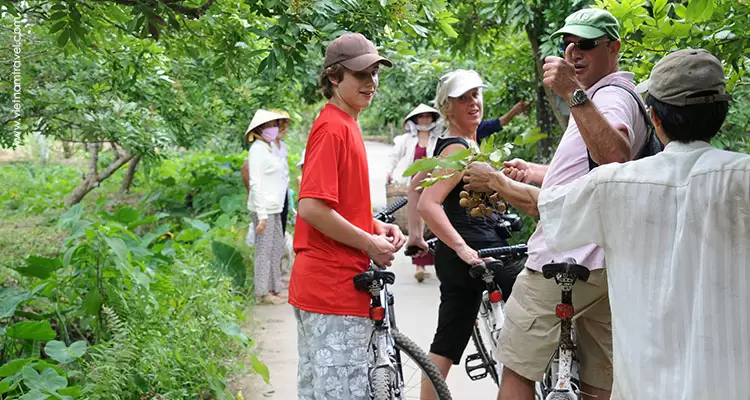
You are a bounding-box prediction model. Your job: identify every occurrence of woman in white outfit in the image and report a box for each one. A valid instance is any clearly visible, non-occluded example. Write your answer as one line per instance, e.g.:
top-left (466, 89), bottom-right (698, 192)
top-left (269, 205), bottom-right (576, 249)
top-left (386, 104), bottom-right (442, 281)
top-left (245, 109), bottom-right (290, 305)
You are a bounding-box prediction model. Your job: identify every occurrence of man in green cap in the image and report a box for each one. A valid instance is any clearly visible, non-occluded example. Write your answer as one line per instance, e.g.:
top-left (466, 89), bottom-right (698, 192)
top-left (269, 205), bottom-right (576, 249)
top-left (462, 7), bottom-right (651, 400)
top-left (535, 48), bottom-right (748, 399)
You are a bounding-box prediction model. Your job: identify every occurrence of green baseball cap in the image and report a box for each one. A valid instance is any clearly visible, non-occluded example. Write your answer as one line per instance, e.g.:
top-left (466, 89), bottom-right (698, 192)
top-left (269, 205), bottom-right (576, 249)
top-left (551, 8), bottom-right (620, 41)
top-left (635, 49), bottom-right (733, 106)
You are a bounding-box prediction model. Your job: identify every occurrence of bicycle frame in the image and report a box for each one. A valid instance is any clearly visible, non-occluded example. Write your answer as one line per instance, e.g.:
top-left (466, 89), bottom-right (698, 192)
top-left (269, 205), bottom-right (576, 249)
top-left (548, 277), bottom-right (578, 396)
top-left (362, 264), bottom-right (402, 380)
top-left (539, 260), bottom-right (589, 400)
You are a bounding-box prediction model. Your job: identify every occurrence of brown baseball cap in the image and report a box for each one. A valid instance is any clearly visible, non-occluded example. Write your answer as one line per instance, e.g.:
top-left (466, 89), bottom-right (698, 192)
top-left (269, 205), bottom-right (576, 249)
top-left (636, 48), bottom-right (733, 106)
top-left (323, 33), bottom-right (392, 71)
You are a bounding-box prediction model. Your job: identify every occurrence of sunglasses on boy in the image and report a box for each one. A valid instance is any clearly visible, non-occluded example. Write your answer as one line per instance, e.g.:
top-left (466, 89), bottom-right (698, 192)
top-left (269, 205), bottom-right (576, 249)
top-left (559, 38), bottom-right (611, 53)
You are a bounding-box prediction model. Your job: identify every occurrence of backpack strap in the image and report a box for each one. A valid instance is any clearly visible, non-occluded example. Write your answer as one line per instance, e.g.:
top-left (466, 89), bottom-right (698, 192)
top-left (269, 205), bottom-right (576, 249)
top-left (434, 137), bottom-right (469, 157)
top-left (587, 83), bottom-right (658, 170)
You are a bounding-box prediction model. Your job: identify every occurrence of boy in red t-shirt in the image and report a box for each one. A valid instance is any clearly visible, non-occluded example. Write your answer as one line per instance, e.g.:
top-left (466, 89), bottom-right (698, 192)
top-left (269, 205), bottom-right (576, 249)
top-left (289, 33), bottom-right (405, 399)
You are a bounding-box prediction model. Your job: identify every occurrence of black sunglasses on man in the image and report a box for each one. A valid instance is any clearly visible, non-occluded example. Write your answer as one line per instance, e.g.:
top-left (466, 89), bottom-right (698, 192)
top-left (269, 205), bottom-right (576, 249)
top-left (559, 38), bottom-right (611, 53)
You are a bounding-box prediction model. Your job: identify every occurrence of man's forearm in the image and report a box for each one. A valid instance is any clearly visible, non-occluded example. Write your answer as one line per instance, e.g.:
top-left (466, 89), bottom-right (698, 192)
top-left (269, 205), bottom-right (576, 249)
top-left (490, 174), bottom-right (541, 219)
top-left (571, 101), bottom-right (629, 165)
top-left (298, 198), bottom-right (371, 251)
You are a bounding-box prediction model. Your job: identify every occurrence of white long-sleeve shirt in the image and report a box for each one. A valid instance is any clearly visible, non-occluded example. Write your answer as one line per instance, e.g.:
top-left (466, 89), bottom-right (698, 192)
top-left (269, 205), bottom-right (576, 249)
top-left (247, 140), bottom-right (288, 220)
top-left (538, 141), bottom-right (750, 400)
top-left (387, 129), bottom-right (442, 185)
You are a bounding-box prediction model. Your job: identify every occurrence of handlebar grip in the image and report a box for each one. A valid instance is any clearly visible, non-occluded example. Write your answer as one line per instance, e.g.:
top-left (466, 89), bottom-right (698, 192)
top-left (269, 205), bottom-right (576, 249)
top-left (374, 197), bottom-right (408, 222)
top-left (477, 244), bottom-right (528, 258)
top-left (404, 237), bottom-right (438, 257)
top-left (404, 246), bottom-right (421, 257)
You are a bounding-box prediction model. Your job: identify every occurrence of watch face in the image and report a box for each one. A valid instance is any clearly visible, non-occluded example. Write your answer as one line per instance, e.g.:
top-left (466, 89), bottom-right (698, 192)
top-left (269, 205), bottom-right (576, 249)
top-left (571, 89), bottom-right (587, 106)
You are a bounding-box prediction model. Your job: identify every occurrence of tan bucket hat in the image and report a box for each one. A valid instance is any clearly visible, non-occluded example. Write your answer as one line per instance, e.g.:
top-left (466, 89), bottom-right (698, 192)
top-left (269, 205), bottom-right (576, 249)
top-left (403, 104), bottom-right (440, 126)
top-left (245, 109), bottom-right (290, 142)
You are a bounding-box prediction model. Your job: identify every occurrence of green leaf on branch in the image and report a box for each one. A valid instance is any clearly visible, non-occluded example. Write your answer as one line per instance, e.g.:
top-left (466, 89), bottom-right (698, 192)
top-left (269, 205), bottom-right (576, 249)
top-left (402, 157), bottom-right (441, 177)
top-left (419, 171), bottom-right (458, 188)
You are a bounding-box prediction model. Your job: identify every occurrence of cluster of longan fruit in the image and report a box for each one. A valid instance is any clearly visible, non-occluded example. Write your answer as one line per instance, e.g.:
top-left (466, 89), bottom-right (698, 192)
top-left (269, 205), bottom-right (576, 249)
top-left (459, 190), bottom-right (507, 217)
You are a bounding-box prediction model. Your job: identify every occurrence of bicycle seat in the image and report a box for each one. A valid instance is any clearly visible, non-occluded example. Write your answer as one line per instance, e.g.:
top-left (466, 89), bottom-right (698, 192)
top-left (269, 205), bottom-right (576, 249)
top-left (353, 269), bottom-right (396, 292)
top-left (541, 258), bottom-right (590, 282)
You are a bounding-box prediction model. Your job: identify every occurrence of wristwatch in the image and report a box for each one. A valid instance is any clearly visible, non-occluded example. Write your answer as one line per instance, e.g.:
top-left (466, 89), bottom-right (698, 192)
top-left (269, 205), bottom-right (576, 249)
top-left (569, 89), bottom-right (588, 108)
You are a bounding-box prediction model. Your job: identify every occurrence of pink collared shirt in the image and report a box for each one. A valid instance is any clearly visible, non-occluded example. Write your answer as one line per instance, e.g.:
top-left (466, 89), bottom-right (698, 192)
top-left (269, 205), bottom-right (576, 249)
top-left (525, 71), bottom-right (648, 272)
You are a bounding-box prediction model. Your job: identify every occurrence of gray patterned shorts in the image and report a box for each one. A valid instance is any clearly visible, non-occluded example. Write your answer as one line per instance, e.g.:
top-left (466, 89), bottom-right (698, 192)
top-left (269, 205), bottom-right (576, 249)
top-left (294, 307), bottom-right (372, 400)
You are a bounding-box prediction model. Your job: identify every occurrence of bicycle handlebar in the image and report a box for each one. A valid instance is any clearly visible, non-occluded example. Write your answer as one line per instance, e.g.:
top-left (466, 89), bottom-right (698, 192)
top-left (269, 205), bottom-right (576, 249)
top-left (405, 240), bottom-right (527, 260)
top-left (373, 196), bottom-right (408, 223)
top-left (477, 244), bottom-right (528, 258)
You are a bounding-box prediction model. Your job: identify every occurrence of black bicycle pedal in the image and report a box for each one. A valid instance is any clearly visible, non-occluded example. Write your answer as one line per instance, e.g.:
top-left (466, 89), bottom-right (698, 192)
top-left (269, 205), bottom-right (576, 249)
top-left (464, 353), bottom-right (491, 381)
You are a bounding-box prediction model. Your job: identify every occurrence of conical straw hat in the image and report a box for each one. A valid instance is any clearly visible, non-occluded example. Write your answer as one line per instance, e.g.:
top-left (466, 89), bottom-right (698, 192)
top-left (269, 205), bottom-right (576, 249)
top-left (245, 109), bottom-right (290, 142)
top-left (403, 104), bottom-right (440, 126)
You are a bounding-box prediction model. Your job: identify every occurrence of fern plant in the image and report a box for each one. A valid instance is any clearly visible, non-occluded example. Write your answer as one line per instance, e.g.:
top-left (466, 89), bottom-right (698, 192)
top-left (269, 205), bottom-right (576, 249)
top-left (81, 306), bottom-right (138, 400)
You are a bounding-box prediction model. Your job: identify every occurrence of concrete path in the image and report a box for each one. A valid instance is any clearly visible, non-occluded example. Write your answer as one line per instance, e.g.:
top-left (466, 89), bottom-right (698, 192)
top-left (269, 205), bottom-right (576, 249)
top-left (239, 141), bottom-right (498, 400)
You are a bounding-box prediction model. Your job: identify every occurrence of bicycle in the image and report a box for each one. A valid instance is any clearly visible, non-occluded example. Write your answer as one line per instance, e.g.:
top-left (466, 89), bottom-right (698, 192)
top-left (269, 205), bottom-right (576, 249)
top-left (404, 228), bottom-right (527, 388)
top-left (403, 208), bottom-right (593, 400)
top-left (356, 197), bottom-right (452, 400)
top-left (464, 243), bottom-right (527, 387)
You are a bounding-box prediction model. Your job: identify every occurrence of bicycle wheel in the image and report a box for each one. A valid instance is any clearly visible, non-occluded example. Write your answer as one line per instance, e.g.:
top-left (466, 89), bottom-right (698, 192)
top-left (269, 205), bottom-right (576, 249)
top-left (372, 367), bottom-right (396, 400)
top-left (470, 324), bottom-right (500, 385)
top-left (393, 330), bottom-right (452, 400)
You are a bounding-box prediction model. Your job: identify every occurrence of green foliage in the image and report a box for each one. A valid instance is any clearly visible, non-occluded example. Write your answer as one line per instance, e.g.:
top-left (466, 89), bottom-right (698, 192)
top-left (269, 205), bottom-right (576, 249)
top-left (596, 0), bottom-right (750, 153)
top-left (403, 128), bottom-right (546, 187)
top-left (0, 153), bottom-right (265, 400)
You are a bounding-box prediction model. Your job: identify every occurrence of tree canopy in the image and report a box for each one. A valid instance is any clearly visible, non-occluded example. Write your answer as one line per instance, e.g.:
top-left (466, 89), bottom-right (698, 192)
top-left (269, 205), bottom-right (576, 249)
top-left (1, 0), bottom-right (748, 203)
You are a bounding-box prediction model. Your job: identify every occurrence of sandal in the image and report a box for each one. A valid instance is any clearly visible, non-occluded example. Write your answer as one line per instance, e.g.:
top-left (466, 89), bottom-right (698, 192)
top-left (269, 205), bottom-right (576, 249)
top-left (257, 294), bottom-right (286, 305)
top-left (414, 269), bottom-right (425, 283)
top-left (271, 290), bottom-right (289, 299)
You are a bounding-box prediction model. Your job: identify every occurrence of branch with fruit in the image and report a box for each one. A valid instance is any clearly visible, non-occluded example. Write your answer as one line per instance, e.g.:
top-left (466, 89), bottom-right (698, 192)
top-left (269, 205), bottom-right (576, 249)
top-left (402, 135), bottom-right (513, 188)
top-left (401, 135), bottom-right (513, 218)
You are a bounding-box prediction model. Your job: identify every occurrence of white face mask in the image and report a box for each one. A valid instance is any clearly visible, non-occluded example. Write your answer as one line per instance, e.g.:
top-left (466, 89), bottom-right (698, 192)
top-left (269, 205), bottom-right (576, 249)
top-left (405, 120), bottom-right (437, 134)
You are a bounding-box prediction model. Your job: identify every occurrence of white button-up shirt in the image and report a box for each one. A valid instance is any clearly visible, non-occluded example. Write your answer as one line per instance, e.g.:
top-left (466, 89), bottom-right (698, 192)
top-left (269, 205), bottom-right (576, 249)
top-left (538, 141), bottom-right (750, 399)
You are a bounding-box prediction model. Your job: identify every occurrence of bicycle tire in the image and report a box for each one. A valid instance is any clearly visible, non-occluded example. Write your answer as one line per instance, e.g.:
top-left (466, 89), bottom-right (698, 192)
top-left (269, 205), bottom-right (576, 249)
top-left (470, 325), bottom-right (500, 386)
top-left (372, 367), bottom-right (396, 400)
top-left (393, 330), bottom-right (453, 400)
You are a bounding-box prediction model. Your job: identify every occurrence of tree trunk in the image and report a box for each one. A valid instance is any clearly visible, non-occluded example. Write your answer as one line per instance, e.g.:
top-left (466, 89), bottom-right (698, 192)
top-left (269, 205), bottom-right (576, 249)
top-left (65, 142), bottom-right (135, 207)
top-left (62, 140), bottom-right (74, 159)
top-left (120, 155), bottom-right (141, 193)
top-left (526, 22), bottom-right (569, 161)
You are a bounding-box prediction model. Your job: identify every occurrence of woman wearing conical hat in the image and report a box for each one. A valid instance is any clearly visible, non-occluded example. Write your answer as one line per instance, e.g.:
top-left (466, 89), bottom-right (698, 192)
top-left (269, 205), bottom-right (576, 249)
top-left (386, 103), bottom-right (442, 282)
top-left (244, 109), bottom-right (291, 305)
top-left (386, 104), bottom-right (443, 187)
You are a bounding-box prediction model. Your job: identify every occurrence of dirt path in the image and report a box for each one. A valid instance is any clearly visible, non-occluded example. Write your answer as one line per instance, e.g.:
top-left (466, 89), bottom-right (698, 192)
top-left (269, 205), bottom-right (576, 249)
top-left (234, 141), bottom-right (498, 400)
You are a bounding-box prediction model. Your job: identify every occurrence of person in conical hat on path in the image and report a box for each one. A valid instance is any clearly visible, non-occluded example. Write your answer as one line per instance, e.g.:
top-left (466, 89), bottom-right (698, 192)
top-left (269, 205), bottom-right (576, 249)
top-left (386, 103), bottom-right (441, 282)
top-left (244, 109), bottom-right (291, 305)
